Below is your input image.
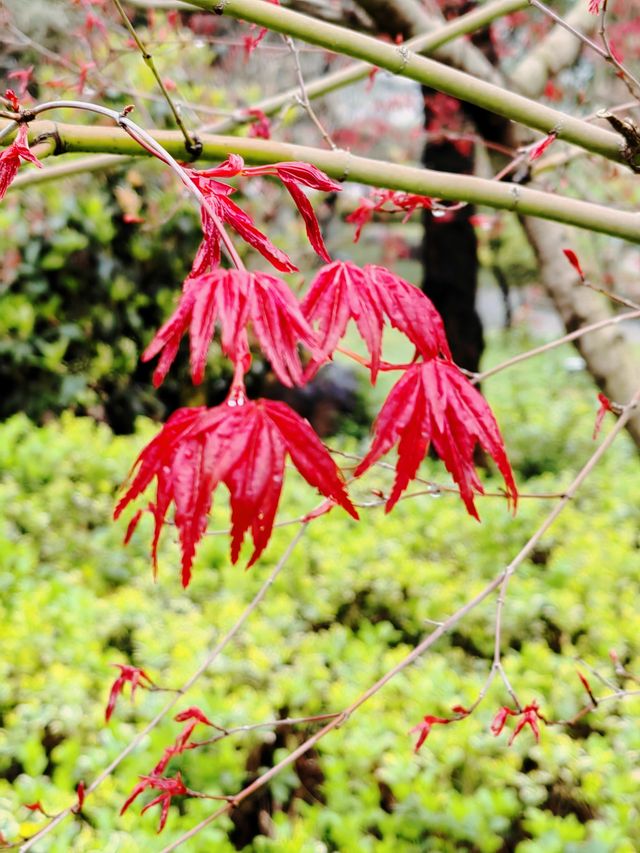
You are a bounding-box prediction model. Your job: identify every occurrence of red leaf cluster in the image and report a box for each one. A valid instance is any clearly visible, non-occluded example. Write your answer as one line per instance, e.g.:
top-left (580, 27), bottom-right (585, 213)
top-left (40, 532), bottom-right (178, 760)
top-left (491, 701), bottom-right (545, 745)
top-left (105, 664), bottom-right (154, 722)
top-left (142, 268), bottom-right (318, 387)
top-left (346, 188), bottom-right (433, 242)
top-left (115, 398), bottom-right (358, 585)
top-left (0, 124), bottom-right (43, 202)
top-left (186, 156), bottom-right (338, 274)
top-left (152, 706), bottom-right (215, 775)
top-left (355, 359), bottom-right (517, 516)
top-left (121, 772), bottom-right (189, 833)
top-left (301, 261), bottom-right (451, 382)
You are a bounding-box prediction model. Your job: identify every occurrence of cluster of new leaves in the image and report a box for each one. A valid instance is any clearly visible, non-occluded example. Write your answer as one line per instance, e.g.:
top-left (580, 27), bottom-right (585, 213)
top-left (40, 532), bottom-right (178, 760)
top-left (120, 706), bottom-right (219, 832)
top-left (0, 113), bottom-right (42, 201)
top-left (346, 188), bottom-right (434, 242)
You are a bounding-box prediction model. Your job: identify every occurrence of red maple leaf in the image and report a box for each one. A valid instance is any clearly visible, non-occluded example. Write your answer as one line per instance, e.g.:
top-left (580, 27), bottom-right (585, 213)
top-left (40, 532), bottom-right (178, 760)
top-left (346, 188), bottom-right (433, 242)
top-left (529, 132), bottom-right (557, 162)
top-left (186, 156), bottom-right (339, 269)
top-left (491, 701), bottom-right (545, 744)
top-left (186, 159), bottom-right (297, 274)
top-left (7, 66), bottom-right (34, 98)
top-left (410, 714), bottom-right (453, 752)
top-left (142, 268), bottom-right (318, 387)
top-left (105, 664), bottom-right (155, 722)
top-left (115, 397), bottom-right (358, 585)
top-left (241, 161), bottom-right (342, 262)
top-left (301, 261), bottom-right (451, 383)
top-left (121, 772), bottom-right (189, 833)
top-left (74, 781), bottom-right (86, 813)
top-left (562, 248), bottom-right (585, 281)
top-left (354, 359), bottom-right (517, 516)
top-left (245, 108), bottom-right (271, 139)
top-left (152, 707), bottom-right (215, 775)
top-left (24, 802), bottom-right (47, 815)
top-left (174, 706), bottom-right (214, 726)
top-left (490, 705), bottom-right (518, 737)
top-left (0, 124), bottom-right (43, 202)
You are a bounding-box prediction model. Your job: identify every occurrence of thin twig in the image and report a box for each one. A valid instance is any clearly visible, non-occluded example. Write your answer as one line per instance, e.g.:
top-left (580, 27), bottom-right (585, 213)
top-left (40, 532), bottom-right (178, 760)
top-left (474, 308), bottom-right (640, 383)
top-left (283, 35), bottom-right (337, 149)
top-left (111, 0), bottom-right (200, 154)
top-left (597, 0), bottom-right (640, 101)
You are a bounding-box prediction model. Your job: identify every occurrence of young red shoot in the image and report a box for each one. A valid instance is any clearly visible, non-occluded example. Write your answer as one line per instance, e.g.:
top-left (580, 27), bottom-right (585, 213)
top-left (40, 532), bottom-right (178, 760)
top-left (105, 664), bottom-right (155, 722)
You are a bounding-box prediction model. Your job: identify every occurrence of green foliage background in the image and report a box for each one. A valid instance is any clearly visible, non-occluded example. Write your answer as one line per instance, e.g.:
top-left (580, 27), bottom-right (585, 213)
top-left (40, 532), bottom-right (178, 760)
top-left (1, 343), bottom-right (639, 852)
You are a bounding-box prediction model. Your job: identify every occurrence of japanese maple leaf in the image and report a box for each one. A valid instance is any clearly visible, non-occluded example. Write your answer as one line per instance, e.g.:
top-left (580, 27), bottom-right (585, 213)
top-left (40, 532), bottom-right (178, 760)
top-left (121, 772), bottom-right (189, 833)
top-left (354, 358), bottom-right (517, 516)
top-left (115, 397), bottom-right (358, 585)
top-left (241, 161), bottom-right (341, 262)
top-left (186, 159), bottom-right (297, 274)
top-left (142, 268), bottom-right (318, 387)
top-left (0, 124), bottom-right (43, 201)
top-left (105, 664), bottom-right (155, 722)
top-left (562, 247), bottom-right (585, 281)
top-left (410, 714), bottom-right (453, 752)
top-left (301, 261), bottom-right (451, 382)
top-left (346, 188), bottom-right (433, 242)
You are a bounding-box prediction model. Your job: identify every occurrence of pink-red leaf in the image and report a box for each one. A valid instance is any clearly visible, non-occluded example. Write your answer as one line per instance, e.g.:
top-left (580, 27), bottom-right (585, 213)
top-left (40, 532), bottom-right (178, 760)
top-left (174, 706), bottom-right (214, 726)
top-left (302, 261), bottom-right (451, 383)
top-left (121, 772), bottom-right (189, 833)
top-left (241, 161), bottom-right (340, 261)
top-left (116, 398), bottom-right (358, 582)
top-left (355, 359), bottom-right (517, 516)
top-left (105, 664), bottom-right (154, 722)
top-left (142, 269), bottom-right (317, 388)
top-left (410, 714), bottom-right (453, 752)
top-left (593, 392), bottom-right (613, 439)
top-left (562, 248), bottom-right (585, 280)
top-left (0, 124), bottom-right (43, 201)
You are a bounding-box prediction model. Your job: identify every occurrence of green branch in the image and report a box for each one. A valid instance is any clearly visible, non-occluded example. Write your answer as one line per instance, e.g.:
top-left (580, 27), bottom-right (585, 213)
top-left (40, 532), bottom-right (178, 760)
top-left (205, 0), bottom-right (529, 134)
top-left (19, 121), bottom-right (640, 243)
top-left (183, 0), bottom-right (635, 168)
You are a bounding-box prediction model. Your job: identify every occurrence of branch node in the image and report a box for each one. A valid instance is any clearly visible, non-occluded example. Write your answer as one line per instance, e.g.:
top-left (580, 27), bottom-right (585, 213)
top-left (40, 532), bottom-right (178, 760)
top-left (185, 133), bottom-right (203, 161)
top-left (598, 111), bottom-right (640, 173)
top-left (395, 45), bottom-right (410, 74)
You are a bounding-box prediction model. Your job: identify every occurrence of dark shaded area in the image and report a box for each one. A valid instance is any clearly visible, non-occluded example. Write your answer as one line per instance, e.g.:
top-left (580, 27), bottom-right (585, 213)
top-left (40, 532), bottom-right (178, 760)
top-left (229, 717), bottom-right (325, 849)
